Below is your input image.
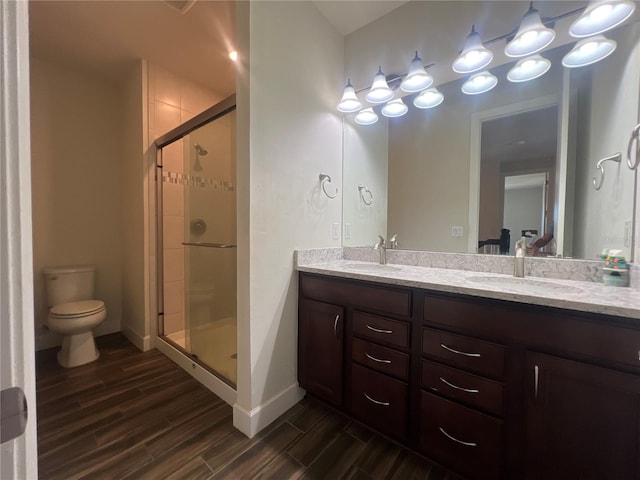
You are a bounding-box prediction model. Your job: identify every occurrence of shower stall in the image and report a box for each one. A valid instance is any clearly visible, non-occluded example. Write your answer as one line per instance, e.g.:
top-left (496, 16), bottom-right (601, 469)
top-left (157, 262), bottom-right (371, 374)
top-left (155, 95), bottom-right (237, 390)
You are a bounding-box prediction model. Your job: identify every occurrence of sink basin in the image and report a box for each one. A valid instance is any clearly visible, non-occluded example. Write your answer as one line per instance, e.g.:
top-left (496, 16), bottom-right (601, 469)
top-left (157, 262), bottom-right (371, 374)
top-left (467, 275), bottom-right (583, 295)
top-left (342, 263), bottom-right (402, 272)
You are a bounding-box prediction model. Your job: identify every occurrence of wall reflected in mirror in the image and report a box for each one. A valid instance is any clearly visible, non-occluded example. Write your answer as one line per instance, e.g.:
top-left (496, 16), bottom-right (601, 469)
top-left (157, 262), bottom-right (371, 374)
top-left (342, 5), bottom-right (639, 261)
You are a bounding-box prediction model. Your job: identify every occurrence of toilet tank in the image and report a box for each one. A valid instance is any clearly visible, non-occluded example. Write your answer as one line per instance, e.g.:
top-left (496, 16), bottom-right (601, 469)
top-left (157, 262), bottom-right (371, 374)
top-left (44, 265), bottom-right (96, 307)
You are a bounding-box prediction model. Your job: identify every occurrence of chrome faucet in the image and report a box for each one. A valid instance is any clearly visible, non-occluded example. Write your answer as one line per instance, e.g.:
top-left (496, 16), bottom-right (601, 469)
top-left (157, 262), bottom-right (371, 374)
top-left (389, 234), bottom-right (399, 249)
top-left (374, 235), bottom-right (387, 264)
top-left (514, 236), bottom-right (526, 277)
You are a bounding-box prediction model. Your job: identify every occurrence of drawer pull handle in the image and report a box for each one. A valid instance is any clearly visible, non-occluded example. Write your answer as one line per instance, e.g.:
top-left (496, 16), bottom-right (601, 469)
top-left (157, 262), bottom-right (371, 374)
top-left (534, 365), bottom-right (539, 400)
top-left (439, 427), bottom-right (477, 447)
top-left (365, 353), bottom-right (392, 364)
top-left (333, 314), bottom-right (340, 338)
top-left (364, 392), bottom-right (390, 406)
top-left (440, 343), bottom-right (481, 358)
top-left (440, 377), bottom-right (479, 394)
top-left (366, 325), bottom-right (393, 334)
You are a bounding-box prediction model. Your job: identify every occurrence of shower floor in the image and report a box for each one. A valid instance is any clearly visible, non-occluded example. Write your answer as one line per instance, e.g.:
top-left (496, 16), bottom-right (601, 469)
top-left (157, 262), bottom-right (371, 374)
top-left (165, 316), bottom-right (237, 386)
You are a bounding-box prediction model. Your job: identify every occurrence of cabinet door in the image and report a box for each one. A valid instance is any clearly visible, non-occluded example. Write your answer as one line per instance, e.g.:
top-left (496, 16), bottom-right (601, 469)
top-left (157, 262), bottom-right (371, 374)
top-left (298, 298), bottom-right (344, 406)
top-left (525, 352), bottom-right (640, 479)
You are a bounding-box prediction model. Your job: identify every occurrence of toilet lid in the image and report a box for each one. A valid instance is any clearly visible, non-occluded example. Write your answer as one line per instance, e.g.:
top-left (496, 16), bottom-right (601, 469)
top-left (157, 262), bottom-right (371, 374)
top-left (51, 300), bottom-right (105, 317)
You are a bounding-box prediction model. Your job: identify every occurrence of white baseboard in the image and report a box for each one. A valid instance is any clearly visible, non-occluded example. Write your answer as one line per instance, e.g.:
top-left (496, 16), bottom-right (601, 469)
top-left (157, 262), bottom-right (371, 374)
top-left (156, 337), bottom-right (237, 406)
top-left (121, 327), bottom-right (152, 352)
top-left (233, 382), bottom-right (305, 438)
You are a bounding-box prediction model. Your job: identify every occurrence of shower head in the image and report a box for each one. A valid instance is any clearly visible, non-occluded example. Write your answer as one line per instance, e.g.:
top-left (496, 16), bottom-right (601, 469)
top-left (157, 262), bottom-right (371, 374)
top-left (195, 144), bottom-right (208, 156)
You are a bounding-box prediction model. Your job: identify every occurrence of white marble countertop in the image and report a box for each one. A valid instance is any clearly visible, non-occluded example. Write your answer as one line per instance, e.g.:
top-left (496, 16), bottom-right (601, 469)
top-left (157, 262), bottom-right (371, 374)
top-left (296, 259), bottom-right (640, 320)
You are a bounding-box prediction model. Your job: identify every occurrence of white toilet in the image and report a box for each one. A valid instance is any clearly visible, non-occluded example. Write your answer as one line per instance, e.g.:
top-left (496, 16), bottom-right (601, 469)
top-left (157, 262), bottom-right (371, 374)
top-left (44, 265), bottom-right (107, 368)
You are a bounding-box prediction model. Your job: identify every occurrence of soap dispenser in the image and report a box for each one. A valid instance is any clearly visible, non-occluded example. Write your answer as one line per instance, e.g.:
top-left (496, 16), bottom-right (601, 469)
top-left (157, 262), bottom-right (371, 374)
top-left (514, 236), bottom-right (526, 278)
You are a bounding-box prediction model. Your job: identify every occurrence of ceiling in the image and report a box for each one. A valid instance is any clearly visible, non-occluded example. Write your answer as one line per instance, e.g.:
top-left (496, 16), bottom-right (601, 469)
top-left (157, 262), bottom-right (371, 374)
top-left (313, 1), bottom-right (409, 35)
top-left (29, 0), bottom-right (237, 96)
top-left (481, 106), bottom-right (559, 165)
top-left (28, 0), bottom-right (403, 95)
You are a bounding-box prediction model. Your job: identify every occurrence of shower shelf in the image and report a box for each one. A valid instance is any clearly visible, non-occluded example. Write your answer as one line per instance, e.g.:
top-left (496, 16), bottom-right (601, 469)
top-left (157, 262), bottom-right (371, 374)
top-left (182, 242), bottom-right (237, 248)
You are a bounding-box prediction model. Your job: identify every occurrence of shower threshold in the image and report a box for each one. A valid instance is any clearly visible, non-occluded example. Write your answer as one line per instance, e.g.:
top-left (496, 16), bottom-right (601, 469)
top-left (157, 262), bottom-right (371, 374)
top-left (156, 336), bottom-right (236, 406)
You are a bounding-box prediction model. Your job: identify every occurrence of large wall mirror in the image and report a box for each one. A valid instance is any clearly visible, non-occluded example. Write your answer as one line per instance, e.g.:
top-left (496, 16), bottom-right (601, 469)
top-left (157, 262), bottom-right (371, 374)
top-left (342, 1), bottom-right (640, 261)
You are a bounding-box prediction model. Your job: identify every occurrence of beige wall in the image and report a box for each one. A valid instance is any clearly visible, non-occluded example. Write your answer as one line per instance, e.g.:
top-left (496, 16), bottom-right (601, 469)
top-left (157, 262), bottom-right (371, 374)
top-left (573, 22), bottom-right (640, 260)
top-left (30, 57), bottom-right (123, 350)
top-left (234, 0), bottom-right (344, 435)
top-left (120, 61), bottom-right (148, 349)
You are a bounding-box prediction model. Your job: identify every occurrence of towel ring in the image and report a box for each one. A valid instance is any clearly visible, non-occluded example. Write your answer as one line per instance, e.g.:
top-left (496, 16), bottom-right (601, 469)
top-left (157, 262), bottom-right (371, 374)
top-left (592, 152), bottom-right (621, 190)
top-left (319, 173), bottom-right (338, 199)
top-left (358, 184), bottom-right (373, 205)
top-left (627, 123), bottom-right (640, 170)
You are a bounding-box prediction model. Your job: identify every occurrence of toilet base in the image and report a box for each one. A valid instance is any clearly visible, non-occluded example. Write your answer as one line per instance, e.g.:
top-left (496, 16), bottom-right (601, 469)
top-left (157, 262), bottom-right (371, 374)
top-left (57, 331), bottom-right (100, 368)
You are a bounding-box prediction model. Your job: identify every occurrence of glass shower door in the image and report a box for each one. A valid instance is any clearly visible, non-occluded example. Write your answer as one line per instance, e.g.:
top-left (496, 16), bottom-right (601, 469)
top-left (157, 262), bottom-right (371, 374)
top-left (159, 108), bottom-right (237, 387)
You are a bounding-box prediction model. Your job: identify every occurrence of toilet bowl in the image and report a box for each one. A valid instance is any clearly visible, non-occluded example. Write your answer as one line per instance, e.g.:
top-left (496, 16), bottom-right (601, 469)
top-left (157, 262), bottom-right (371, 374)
top-left (48, 300), bottom-right (106, 368)
top-left (44, 265), bottom-right (107, 368)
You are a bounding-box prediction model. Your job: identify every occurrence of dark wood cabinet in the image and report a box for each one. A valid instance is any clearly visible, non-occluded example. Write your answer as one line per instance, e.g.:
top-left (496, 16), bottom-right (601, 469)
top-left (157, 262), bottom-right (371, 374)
top-left (298, 297), bottom-right (344, 406)
top-left (298, 271), bottom-right (640, 479)
top-left (524, 352), bottom-right (640, 480)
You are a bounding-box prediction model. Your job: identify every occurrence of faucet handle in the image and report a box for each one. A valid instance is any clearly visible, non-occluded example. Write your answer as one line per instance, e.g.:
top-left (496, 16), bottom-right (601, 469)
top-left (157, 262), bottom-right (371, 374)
top-left (390, 234), bottom-right (399, 249)
top-left (374, 235), bottom-right (385, 249)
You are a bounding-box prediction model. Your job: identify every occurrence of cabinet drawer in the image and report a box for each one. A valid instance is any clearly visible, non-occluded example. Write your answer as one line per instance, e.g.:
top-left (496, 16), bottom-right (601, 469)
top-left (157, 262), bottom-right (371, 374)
top-left (352, 338), bottom-right (409, 381)
top-left (350, 363), bottom-right (408, 440)
top-left (354, 312), bottom-right (410, 350)
top-left (420, 392), bottom-right (502, 480)
top-left (421, 360), bottom-right (503, 417)
top-left (300, 274), bottom-right (411, 317)
top-left (422, 327), bottom-right (505, 379)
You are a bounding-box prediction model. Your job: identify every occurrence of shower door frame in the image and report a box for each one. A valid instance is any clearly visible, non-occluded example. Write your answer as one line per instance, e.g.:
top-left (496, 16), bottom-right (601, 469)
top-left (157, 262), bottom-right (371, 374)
top-left (155, 94), bottom-right (237, 396)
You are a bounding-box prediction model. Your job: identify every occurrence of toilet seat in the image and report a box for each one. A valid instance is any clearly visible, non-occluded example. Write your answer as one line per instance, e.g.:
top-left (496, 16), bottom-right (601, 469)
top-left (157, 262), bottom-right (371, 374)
top-left (50, 300), bottom-right (105, 318)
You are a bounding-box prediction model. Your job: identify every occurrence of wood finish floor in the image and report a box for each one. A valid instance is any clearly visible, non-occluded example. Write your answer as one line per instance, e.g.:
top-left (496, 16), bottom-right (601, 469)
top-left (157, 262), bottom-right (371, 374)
top-left (37, 333), bottom-right (456, 479)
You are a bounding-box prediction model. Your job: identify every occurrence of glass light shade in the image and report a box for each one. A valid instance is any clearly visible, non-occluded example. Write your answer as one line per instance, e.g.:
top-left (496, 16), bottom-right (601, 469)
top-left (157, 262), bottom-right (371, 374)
top-left (365, 67), bottom-right (394, 104)
top-left (505, 5), bottom-right (556, 57)
top-left (354, 108), bottom-right (379, 125)
top-left (400, 52), bottom-right (434, 93)
top-left (336, 80), bottom-right (362, 113)
top-left (381, 98), bottom-right (408, 118)
top-left (452, 26), bottom-right (494, 73)
top-left (461, 71), bottom-right (498, 95)
top-left (562, 35), bottom-right (617, 68)
top-left (570, 0), bottom-right (636, 37)
top-left (507, 54), bottom-right (551, 82)
top-left (413, 88), bottom-right (444, 109)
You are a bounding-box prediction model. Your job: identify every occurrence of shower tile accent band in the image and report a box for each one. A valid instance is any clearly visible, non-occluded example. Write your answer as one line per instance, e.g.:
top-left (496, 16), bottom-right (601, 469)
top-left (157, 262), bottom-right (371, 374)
top-left (162, 170), bottom-right (235, 191)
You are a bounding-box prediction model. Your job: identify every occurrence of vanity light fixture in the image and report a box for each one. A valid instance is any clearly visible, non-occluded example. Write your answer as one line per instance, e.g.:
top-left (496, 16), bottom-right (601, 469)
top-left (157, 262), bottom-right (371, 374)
top-left (337, 79), bottom-right (363, 113)
top-left (452, 25), bottom-right (494, 74)
top-left (400, 52), bottom-right (434, 92)
top-left (562, 35), bottom-right (617, 68)
top-left (354, 107), bottom-right (379, 125)
top-left (569, 0), bottom-right (636, 37)
top-left (365, 67), bottom-right (395, 104)
top-left (507, 54), bottom-right (551, 82)
top-left (381, 98), bottom-right (409, 118)
top-left (505, 3), bottom-right (556, 58)
top-left (413, 87), bottom-right (444, 109)
top-left (461, 71), bottom-right (498, 95)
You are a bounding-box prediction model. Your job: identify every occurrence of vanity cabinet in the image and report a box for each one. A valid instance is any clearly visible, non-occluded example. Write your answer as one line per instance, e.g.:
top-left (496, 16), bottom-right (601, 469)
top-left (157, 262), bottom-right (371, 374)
top-left (297, 297), bottom-right (344, 406)
top-left (298, 272), bottom-right (640, 479)
top-left (524, 353), bottom-right (640, 480)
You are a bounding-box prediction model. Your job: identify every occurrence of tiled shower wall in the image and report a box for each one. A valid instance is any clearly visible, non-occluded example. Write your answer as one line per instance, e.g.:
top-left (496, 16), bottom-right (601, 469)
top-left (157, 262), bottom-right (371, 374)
top-left (147, 64), bottom-right (221, 337)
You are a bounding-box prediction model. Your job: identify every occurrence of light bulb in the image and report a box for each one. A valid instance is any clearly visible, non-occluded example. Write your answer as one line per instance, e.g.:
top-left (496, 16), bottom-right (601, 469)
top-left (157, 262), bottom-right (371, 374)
top-left (570, 0), bottom-right (635, 37)
top-left (354, 108), bottom-right (379, 125)
top-left (562, 35), bottom-right (617, 68)
top-left (462, 71), bottom-right (498, 95)
top-left (413, 88), bottom-right (444, 109)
